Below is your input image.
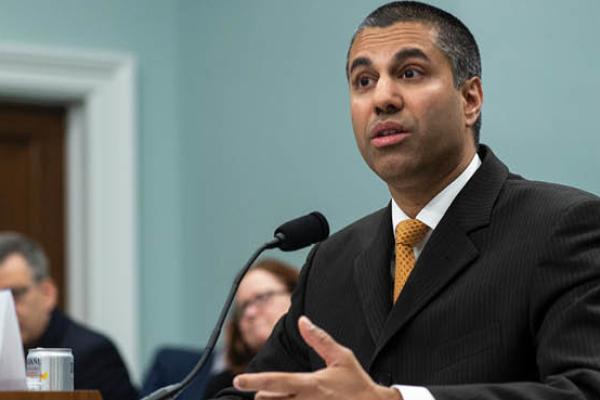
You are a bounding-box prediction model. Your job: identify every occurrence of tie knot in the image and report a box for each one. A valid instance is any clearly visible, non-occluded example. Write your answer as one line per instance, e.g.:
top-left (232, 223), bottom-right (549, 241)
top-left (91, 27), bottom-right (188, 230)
top-left (395, 219), bottom-right (429, 246)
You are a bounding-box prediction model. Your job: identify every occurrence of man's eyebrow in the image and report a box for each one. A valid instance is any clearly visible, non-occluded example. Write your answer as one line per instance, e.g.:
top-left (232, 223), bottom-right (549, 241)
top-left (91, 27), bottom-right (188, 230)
top-left (347, 48), bottom-right (430, 77)
top-left (348, 57), bottom-right (372, 76)
top-left (393, 48), bottom-right (430, 64)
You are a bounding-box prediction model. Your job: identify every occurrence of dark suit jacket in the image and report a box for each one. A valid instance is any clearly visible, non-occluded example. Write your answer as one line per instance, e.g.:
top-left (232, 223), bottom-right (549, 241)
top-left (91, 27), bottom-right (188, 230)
top-left (27, 309), bottom-right (138, 400)
top-left (215, 145), bottom-right (600, 399)
top-left (204, 369), bottom-right (235, 399)
top-left (140, 346), bottom-right (214, 400)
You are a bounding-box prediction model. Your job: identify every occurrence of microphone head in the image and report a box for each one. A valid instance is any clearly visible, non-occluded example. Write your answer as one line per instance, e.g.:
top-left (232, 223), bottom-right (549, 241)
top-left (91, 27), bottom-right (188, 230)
top-left (274, 212), bottom-right (329, 251)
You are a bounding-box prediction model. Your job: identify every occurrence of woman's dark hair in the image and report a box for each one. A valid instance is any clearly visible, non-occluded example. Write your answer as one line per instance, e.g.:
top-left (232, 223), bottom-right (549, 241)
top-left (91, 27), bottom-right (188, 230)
top-left (225, 258), bottom-right (299, 374)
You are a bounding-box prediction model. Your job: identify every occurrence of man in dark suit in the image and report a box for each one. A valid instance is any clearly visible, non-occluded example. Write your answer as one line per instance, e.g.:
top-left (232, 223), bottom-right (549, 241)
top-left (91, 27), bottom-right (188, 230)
top-left (216, 1), bottom-right (600, 399)
top-left (0, 232), bottom-right (138, 400)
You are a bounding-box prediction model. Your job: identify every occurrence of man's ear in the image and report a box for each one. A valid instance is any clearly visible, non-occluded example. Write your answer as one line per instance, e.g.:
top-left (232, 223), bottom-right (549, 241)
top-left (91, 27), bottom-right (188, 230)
top-left (39, 279), bottom-right (58, 312)
top-left (461, 76), bottom-right (483, 129)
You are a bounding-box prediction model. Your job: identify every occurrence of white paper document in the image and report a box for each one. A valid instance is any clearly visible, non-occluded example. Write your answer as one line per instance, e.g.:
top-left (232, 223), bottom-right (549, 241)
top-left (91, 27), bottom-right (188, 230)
top-left (0, 289), bottom-right (27, 390)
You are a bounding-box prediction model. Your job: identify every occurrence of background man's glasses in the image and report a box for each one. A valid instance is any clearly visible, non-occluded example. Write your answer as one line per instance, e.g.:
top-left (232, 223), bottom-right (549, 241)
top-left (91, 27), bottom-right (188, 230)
top-left (8, 285), bottom-right (32, 302)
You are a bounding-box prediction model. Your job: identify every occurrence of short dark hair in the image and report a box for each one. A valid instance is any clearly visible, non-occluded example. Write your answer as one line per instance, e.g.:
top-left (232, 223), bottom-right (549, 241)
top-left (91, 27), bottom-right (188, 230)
top-left (348, 1), bottom-right (482, 143)
top-left (0, 232), bottom-right (49, 281)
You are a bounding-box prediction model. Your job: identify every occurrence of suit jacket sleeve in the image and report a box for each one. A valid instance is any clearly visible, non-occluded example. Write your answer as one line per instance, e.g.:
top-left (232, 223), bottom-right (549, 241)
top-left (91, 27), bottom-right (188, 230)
top-left (428, 196), bottom-right (600, 399)
top-left (76, 336), bottom-right (138, 400)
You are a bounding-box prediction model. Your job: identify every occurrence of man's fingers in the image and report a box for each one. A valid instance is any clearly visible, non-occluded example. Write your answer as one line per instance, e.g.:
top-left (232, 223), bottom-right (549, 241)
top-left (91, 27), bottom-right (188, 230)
top-left (298, 315), bottom-right (349, 366)
top-left (234, 371), bottom-right (310, 393)
top-left (254, 390), bottom-right (295, 400)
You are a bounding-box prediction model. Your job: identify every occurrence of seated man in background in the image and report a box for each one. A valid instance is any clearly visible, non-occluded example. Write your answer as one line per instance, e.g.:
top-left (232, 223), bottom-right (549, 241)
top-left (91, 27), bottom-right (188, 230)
top-left (0, 232), bottom-right (138, 400)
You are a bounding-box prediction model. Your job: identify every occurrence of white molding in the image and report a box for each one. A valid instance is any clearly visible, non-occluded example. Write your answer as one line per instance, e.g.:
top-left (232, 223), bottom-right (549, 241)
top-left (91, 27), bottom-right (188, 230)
top-left (0, 43), bottom-right (139, 381)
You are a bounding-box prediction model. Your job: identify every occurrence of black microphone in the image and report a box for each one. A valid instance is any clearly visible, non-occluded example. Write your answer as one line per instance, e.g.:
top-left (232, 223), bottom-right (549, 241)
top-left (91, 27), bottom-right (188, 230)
top-left (141, 212), bottom-right (329, 400)
top-left (272, 211), bottom-right (329, 251)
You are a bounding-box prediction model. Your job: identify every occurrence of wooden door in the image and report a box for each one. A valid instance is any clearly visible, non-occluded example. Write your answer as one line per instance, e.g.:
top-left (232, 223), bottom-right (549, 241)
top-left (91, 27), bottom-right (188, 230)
top-left (0, 102), bottom-right (67, 309)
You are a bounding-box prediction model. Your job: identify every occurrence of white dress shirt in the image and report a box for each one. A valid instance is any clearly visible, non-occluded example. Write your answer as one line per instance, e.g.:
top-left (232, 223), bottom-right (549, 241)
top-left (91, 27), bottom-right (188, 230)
top-left (390, 153), bottom-right (481, 400)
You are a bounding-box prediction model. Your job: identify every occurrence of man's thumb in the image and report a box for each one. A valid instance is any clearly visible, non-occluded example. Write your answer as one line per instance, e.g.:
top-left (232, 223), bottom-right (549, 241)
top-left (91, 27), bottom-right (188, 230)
top-left (298, 315), bottom-right (349, 366)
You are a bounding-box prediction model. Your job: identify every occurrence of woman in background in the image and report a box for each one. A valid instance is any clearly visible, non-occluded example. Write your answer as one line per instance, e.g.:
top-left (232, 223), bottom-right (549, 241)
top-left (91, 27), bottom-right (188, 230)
top-left (204, 258), bottom-right (299, 398)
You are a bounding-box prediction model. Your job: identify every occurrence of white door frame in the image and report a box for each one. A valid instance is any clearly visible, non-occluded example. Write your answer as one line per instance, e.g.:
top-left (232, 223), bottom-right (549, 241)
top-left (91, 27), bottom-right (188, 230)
top-left (0, 43), bottom-right (139, 380)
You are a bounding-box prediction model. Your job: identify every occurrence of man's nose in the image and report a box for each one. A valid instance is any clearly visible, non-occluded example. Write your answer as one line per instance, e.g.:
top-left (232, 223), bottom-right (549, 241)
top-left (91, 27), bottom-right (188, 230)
top-left (373, 76), bottom-right (402, 116)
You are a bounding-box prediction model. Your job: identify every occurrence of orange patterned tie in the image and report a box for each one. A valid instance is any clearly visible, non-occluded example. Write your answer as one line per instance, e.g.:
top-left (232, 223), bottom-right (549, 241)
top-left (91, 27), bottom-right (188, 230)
top-left (394, 219), bottom-right (429, 302)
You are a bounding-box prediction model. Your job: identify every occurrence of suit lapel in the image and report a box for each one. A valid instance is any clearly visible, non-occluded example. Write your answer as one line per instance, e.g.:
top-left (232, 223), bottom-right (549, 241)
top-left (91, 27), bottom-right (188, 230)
top-left (368, 145), bottom-right (509, 366)
top-left (353, 206), bottom-right (394, 344)
top-left (369, 214), bottom-right (478, 365)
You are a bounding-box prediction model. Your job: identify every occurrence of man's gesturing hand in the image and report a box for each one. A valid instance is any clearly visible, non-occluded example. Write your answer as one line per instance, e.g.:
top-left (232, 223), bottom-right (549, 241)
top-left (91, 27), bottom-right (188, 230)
top-left (233, 316), bottom-right (401, 400)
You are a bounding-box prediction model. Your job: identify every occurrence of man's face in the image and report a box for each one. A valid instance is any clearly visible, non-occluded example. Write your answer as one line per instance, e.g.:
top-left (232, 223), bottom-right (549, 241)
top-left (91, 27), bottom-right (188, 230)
top-left (0, 253), bottom-right (56, 346)
top-left (348, 22), bottom-right (479, 192)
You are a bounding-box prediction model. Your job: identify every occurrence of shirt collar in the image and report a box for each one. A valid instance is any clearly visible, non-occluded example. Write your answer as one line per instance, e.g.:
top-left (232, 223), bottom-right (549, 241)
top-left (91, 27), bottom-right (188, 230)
top-left (392, 153), bottom-right (482, 232)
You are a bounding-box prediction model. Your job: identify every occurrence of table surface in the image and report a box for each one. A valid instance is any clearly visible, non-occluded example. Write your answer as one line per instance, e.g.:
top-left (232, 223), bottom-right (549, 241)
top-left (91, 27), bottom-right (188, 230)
top-left (0, 390), bottom-right (102, 399)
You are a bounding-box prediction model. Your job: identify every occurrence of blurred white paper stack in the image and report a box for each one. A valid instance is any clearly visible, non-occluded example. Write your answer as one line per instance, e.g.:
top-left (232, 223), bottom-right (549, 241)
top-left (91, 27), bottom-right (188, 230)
top-left (0, 290), bottom-right (26, 390)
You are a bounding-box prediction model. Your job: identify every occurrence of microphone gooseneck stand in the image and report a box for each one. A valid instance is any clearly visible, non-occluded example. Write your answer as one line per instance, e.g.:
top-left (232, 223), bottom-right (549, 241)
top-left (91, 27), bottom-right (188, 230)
top-left (141, 211), bottom-right (329, 400)
top-left (141, 236), bottom-right (282, 400)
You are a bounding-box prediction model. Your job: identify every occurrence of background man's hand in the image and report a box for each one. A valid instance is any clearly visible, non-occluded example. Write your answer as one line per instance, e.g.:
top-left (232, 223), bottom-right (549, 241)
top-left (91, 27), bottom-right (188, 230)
top-left (233, 316), bottom-right (402, 400)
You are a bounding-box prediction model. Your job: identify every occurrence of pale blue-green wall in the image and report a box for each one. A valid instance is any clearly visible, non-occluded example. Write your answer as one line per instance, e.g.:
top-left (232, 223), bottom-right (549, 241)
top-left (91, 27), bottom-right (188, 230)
top-left (1, 0), bottom-right (599, 379)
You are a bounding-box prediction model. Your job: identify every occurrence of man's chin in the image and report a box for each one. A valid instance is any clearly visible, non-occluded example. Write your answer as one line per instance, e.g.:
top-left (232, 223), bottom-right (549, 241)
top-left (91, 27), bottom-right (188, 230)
top-left (21, 332), bottom-right (37, 348)
top-left (372, 162), bottom-right (417, 186)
